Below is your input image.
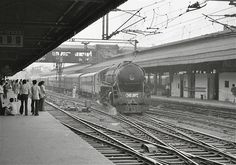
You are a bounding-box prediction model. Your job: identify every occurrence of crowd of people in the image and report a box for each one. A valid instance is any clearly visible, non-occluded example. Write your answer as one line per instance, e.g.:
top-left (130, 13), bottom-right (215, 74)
top-left (0, 79), bottom-right (46, 116)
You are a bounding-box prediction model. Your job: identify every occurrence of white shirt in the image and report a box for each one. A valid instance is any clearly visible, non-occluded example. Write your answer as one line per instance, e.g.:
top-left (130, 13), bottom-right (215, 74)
top-left (0, 85), bottom-right (3, 94)
top-left (31, 85), bottom-right (40, 100)
top-left (20, 84), bottom-right (30, 95)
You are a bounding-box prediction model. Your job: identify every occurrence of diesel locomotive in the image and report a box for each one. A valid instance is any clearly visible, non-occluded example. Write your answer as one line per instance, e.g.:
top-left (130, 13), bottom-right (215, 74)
top-left (42, 61), bottom-right (149, 114)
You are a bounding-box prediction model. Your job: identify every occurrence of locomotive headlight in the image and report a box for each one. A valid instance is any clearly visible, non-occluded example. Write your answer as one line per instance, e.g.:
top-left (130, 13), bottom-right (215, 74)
top-left (129, 74), bottom-right (135, 80)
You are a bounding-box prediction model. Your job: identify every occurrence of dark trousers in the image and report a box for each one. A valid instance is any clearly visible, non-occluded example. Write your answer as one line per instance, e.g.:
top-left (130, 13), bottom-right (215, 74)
top-left (39, 98), bottom-right (45, 111)
top-left (31, 99), bottom-right (39, 115)
top-left (20, 94), bottom-right (28, 115)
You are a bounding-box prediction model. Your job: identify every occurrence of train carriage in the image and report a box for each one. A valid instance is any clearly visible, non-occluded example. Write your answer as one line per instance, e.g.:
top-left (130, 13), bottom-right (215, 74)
top-left (64, 73), bottom-right (83, 93)
top-left (79, 72), bottom-right (98, 97)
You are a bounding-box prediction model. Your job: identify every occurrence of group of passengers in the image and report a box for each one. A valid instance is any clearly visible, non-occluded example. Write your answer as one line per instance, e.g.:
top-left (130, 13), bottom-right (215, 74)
top-left (0, 79), bottom-right (46, 116)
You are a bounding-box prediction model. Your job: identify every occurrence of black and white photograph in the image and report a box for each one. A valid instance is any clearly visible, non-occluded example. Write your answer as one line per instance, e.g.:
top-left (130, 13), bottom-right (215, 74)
top-left (0, 0), bottom-right (235, 164)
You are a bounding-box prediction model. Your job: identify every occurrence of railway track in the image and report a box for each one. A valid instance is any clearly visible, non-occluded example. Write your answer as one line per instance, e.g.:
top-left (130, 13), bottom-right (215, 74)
top-left (147, 108), bottom-right (236, 135)
top-left (144, 114), bottom-right (236, 157)
top-left (47, 91), bottom-right (236, 133)
top-left (151, 100), bottom-right (236, 120)
top-left (46, 101), bottom-right (200, 165)
top-left (123, 115), bottom-right (236, 165)
top-left (66, 124), bottom-right (154, 165)
top-left (46, 91), bottom-right (236, 164)
top-left (46, 102), bottom-right (158, 165)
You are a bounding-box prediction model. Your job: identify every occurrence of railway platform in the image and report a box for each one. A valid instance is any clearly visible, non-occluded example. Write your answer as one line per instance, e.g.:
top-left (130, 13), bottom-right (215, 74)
top-left (0, 112), bottom-right (114, 165)
top-left (151, 95), bottom-right (236, 110)
top-left (0, 90), bottom-right (114, 165)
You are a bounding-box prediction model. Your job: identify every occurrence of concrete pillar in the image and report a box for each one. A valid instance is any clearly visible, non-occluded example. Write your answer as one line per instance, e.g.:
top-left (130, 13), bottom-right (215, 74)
top-left (158, 73), bottom-right (162, 86)
top-left (187, 70), bottom-right (195, 98)
top-left (147, 73), bottom-right (151, 84)
top-left (169, 72), bottom-right (174, 97)
top-left (153, 73), bottom-right (157, 95)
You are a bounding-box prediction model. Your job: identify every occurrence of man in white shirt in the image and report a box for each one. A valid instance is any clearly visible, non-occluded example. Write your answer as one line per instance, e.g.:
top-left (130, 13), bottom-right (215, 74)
top-left (31, 80), bottom-right (40, 116)
top-left (19, 79), bottom-right (31, 115)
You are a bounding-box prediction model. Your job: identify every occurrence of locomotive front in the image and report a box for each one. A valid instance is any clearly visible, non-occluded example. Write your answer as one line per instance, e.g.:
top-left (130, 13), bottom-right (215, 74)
top-left (113, 62), bottom-right (149, 114)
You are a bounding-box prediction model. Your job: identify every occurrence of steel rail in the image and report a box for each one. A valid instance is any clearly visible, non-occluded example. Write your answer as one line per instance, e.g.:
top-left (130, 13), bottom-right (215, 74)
top-left (47, 101), bottom-right (198, 165)
top-left (145, 114), bottom-right (236, 157)
top-left (62, 122), bottom-right (159, 165)
top-left (126, 115), bottom-right (236, 165)
top-left (147, 108), bottom-right (236, 131)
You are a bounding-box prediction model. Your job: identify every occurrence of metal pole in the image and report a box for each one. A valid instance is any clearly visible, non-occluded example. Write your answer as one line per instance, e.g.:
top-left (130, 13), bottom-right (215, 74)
top-left (102, 16), bottom-right (105, 39)
top-left (106, 14), bottom-right (109, 40)
top-left (81, 42), bottom-right (90, 63)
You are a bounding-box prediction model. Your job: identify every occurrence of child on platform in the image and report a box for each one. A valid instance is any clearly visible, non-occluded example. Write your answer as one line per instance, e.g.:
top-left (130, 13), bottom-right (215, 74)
top-left (5, 98), bottom-right (15, 116)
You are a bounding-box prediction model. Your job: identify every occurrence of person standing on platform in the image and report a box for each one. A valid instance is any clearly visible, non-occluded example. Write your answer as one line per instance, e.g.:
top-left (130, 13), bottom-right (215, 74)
top-left (0, 80), bottom-right (4, 115)
top-left (3, 80), bottom-right (8, 99)
top-left (165, 84), bottom-right (170, 97)
top-left (231, 84), bottom-right (236, 103)
top-left (13, 79), bottom-right (20, 101)
top-left (31, 80), bottom-right (40, 116)
top-left (38, 81), bottom-right (46, 111)
top-left (19, 79), bottom-right (22, 86)
top-left (19, 79), bottom-right (31, 115)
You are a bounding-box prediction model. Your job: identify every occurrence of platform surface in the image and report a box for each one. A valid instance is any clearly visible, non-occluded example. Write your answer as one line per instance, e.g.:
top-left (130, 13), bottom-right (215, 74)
top-left (151, 95), bottom-right (236, 110)
top-left (0, 112), bottom-right (114, 165)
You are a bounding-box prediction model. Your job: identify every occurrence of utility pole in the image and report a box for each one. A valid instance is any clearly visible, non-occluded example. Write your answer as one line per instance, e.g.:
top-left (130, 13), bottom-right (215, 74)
top-left (81, 41), bottom-right (90, 63)
top-left (56, 55), bottom-right (63, 92)
top-left (102, 14), bottom-right (109, 40)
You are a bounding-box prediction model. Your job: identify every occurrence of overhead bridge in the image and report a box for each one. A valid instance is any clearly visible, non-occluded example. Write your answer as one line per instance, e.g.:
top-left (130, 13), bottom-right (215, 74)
top-left (0, 0), bottom-right (127, 76)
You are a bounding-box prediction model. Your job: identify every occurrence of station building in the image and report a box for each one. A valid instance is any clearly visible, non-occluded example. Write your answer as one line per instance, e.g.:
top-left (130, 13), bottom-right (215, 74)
top-left (134, 30), bottom-right (236, 103)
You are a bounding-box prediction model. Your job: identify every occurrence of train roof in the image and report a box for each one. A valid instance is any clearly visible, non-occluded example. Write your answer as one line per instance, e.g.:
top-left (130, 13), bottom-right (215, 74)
top-left (80, 57), bottom-right (133, 74)
top-left (80, 67), bottom-right (109, 77)
top-left (64, 73), bottom-right (83, 78)
top-left (80, 72), bottom-right (98, 77)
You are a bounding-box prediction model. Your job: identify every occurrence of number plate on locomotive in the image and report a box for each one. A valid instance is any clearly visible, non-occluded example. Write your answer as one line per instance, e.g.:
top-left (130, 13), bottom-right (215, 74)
top-left (125, 93), bottom-right (139, 97)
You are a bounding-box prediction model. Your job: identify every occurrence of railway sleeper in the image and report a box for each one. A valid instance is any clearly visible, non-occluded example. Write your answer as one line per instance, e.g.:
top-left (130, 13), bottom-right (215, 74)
top-left (112, 159), bottom-right (141, 163)
top-left (181, 148), bottom-right (206, 153)
top-left (99, 150), bottom-right (124, 154)
top-left (109, 156), bottom-right (138, 160)
top-left (104, 153), bottom-right (130, 157)
top-left (145, 152), bottom-right (170, 157)
top-left (114, 162), bottom-right (144, 165)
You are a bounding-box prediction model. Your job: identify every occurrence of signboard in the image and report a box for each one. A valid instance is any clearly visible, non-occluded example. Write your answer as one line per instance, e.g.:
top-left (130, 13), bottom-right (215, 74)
top-left (0, 30), bottom-right (23, 47)
top-left (96, 44), bottom-right (119, 59)
top-left (94, 44), bottom-right (119, 63)
top-left (38, 48), bottom-right (93, 63)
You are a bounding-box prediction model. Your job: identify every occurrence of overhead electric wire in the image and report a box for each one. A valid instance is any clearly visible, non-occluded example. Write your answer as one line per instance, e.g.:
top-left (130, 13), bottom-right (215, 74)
top-left (138, 16), bottom-right (235, 46)
top-left (147, 6), bottom-right (234, 31)
top-left (135, 6), bottom-right (235, 45)
top-left (158, 18), bottom-right (236, 44)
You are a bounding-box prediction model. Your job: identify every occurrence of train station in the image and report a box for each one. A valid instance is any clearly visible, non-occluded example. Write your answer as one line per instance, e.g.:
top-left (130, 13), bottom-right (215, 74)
top-left (0, 0), bottom-right (236, 165)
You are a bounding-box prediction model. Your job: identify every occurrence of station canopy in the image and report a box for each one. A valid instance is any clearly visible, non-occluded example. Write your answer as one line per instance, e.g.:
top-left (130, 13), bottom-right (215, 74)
top-left (0, 0), bottom-right (127, 76)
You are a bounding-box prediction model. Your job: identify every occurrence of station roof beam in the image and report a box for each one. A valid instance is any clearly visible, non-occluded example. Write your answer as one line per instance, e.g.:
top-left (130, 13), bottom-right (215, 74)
top-left (0, 0), bottom-right (127, 76)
